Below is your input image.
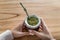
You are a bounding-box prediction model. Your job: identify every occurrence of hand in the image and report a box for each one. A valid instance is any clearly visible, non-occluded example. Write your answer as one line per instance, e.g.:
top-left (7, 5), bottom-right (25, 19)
top-left (11, 21), bottom-right (30, 38)
top-left (28, 18), bottom-right (56, 40)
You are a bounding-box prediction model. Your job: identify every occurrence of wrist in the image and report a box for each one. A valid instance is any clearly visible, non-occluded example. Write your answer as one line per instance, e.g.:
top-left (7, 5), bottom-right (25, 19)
top-left (50, 38), bottom-right (56, 40)
top-left (11, 30), bottom-right (15, 38)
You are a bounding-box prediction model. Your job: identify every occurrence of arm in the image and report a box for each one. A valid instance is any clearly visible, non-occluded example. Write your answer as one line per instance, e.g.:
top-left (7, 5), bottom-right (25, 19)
top-left (29, 18), bottom-right (56, 40)
top-left (0, 30), bottom-right (13, 40)
top-left (0, 21), bottom-right (31, 40)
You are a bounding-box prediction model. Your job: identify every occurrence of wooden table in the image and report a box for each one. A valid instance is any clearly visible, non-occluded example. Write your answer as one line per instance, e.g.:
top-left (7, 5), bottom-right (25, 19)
top-left (0, 0), bottom-right (60, 40)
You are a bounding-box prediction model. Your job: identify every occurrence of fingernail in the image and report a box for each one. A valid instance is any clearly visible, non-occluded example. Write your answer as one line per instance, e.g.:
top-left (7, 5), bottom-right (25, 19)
top-left (29, 30), bottom-right (32, 32)
top-left (29, 33), bottom-right (34, 35)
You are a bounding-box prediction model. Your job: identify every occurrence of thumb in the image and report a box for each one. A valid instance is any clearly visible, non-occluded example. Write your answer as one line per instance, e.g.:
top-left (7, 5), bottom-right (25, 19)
top-left (12, 31), bottom-right (30, 38)
top-left (33, 31), bottom-right (50, 39)
top-left (28, 30), bottom-right (34, 35)
top-left (29, 30), bottom-right (54, 40)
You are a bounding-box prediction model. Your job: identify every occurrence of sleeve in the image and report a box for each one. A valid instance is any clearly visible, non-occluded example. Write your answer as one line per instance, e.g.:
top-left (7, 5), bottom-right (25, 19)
top-left (0, 30), bottom-right (14, 40)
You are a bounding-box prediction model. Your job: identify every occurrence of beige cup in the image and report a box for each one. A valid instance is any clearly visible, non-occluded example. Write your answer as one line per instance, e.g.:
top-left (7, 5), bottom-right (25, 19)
top-left (25, 15), bottom-right (41, 29)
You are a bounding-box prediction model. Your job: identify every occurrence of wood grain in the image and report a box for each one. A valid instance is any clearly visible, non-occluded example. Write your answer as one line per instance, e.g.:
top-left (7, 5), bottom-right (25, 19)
top-left (0, 0), bottom-right (60, 40)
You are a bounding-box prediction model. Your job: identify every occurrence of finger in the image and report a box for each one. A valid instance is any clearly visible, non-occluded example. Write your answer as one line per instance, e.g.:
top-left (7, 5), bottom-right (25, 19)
top-left (28, 30), bottom-right (32, 32)
top-left (40, 26), bottom-right (43, 29)
top-left (39, 18), bottom-right (45, 31)
top-left (40, 18), bottom-right (46, 30)
top-left (12, 31), bottom-right (25, 38)
top-left (32, 30), bottom-right (51, 39)
top-left (39, 32), bottom-right (50, 38)
top-left (16, 31), bottom-right (29, 35)
top-left (38, 28), bottom-right (42, 32)
top-left (33, 31), bottom-right (50, 39)
top-left (39, 26), bottom-right (43, 29)
top-left (34, 31), bottom-right (54, 39)
top-left (38, 26), bottom-right (43, 32)
top-left (40, 18), bottom-right (49, 33)
top-left (40, 18), bottom-right (54, 39)
top-left (13, 31), bottom-right (30, 36)
top-left (28, 30), bottom-right (34, 35)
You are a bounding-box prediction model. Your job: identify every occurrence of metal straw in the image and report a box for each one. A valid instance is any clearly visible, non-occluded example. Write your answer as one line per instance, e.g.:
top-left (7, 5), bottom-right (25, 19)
top-left (20, 2), bottom-right (29, 18)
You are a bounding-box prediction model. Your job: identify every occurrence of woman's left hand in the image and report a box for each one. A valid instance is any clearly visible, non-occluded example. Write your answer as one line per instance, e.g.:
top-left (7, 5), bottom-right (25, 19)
top-left (28, 18), bottom-right (56, 40)
top-left (11, 21), bottom-right (31, 38)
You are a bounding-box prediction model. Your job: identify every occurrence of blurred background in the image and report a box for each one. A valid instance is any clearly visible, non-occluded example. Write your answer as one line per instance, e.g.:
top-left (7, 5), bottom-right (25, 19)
top-left (0, 0), bottom-right (60, 40)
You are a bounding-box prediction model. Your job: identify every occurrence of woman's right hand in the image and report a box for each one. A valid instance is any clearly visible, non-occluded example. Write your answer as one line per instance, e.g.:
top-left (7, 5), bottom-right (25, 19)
top-left (28, 18), bottom-right (56, 40)
top-left (11, 21), bottom-right (31, 38)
